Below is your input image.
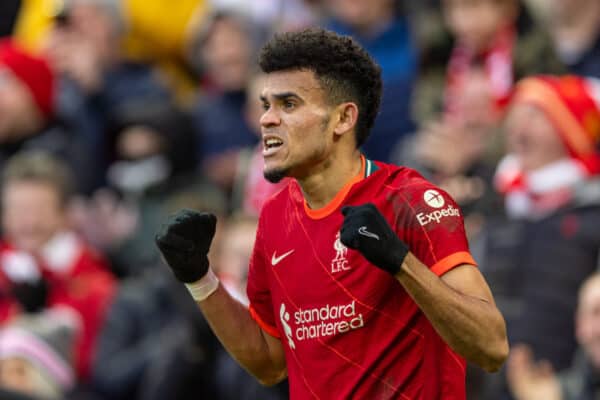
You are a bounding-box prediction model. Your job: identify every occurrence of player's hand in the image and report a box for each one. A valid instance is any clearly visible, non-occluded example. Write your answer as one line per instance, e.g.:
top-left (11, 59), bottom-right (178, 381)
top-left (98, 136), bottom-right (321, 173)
top-left (155, 209), bottom-right (217, 283)
top-left (340, 204), bottom-right (408, 275)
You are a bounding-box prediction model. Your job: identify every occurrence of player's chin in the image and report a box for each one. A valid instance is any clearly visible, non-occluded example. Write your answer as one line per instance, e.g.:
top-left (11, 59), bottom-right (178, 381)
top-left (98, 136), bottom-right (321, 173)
top-left (264, 165), bottom-right (288, 183)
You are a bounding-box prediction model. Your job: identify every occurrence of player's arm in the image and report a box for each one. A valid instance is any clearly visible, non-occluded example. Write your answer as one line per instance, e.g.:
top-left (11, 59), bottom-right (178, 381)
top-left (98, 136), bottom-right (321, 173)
top-left (340, 204), bottom-right (509, 373)
top-left (198, 284), bottom-right (287, 385)
top-left (398, 254), bottom-right (508, 372)
top-left (155, 210), bottom-right (287, 385)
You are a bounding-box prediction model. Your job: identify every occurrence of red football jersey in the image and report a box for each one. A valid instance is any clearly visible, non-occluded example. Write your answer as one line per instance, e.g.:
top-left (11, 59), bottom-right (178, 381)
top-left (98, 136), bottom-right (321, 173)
top-left (247, 158), bottom-right (476, 399)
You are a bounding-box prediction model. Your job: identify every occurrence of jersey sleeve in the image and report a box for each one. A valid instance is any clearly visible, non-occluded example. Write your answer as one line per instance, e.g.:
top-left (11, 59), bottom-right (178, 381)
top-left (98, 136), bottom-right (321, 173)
top-left (246, 213), bottom-right (280, 338)
top-left (392, 182), bottom-right (476, 276)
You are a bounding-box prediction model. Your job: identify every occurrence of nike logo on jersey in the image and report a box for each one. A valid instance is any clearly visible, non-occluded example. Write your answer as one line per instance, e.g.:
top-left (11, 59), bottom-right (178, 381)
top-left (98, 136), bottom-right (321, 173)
top-left (272, 249), bottom-right (295, 266)
top-left (358, 226), bottom-right (380, 240)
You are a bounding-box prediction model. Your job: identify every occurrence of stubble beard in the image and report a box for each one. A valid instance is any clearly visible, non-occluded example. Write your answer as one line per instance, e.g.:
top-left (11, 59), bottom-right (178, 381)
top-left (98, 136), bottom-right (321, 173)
top-left (263, 114), bottom-right (331, 184)
top-left (264, 167), bottom-right (288, 183)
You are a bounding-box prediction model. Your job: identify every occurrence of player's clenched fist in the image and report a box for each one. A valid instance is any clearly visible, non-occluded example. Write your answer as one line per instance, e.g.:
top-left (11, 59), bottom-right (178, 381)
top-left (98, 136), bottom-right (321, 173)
top-left (155, 209), bottom-right (217, 283)
top-left (340, 203), bottom-right (409, 275)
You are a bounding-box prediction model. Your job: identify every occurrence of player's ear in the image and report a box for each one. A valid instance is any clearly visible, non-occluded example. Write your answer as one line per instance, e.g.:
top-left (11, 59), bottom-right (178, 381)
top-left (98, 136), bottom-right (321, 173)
top-left (333, 102), bottom-right (359, 137)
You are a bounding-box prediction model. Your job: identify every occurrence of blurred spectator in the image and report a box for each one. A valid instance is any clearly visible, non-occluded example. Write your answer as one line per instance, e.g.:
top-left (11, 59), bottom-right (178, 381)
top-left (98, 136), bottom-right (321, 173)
top-left (106, 102), bottom-right (198, 198)
top-left (325, 0), bottom-right (416, 82)
top-left (0, 151), bottom-right (116, 381)
top-left (214, 214), bottom-right (258, 304)
top-left (0, 39), bottom-right (97, 194)
top-left (0, 38), bottom-right (52, 140)
top-left (90, 190), bottom-right (227, 400)
top-left (474, 75), bottom-right (600, 398)
top-left (397, 0), bottom-right (566, 236)
top-left (507, 273), bottom-right (600, 400)
top-left (190, 9), bottom-right (261, 197)
top-left (90, 263), bottom-right (220, 400)
top-left (0, 309), bottom-right (79, 400)
top-left (529, 0), bottom-right (600, 78)
top-left (12, 0), bottom-right (207, 102)
top-left (324, 0), bottom-right (417, 162)
top-left (120, 0), bottom-right (209, 101)
top-left (69, 100), bottom-right (225, 278)
top-left (413, 0), bottom-right (564, 125)
top-left (92, 207), bottom-right (286, 399)
top-left (209, 0), bottom-right (322, 32)
top-left (43, 0), bottom-right (172, 193)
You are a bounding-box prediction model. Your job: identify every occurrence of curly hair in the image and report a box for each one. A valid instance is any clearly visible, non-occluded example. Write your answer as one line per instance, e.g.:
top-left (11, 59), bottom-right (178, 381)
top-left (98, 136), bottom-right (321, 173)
top-left (258, 28), bottom-right (382, 148)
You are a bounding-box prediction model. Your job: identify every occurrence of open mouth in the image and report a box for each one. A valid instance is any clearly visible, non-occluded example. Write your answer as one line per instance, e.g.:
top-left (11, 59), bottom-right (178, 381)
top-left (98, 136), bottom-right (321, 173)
top-left (263, 137), bottom-right (284, 156)
top-left (264, 137), bottom-right (283, 150)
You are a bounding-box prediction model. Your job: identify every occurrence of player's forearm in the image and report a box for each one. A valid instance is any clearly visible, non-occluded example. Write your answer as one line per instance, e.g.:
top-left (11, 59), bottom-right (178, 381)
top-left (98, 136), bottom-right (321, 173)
top-left (197, 285), bottom-right (287, 385)
top-left (396, 253), bottom-right (509, 372)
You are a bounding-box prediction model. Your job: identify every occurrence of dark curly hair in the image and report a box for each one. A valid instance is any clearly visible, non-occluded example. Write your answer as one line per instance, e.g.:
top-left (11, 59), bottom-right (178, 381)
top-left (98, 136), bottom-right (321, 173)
top-left (258, 28), bottom-right (382, 148)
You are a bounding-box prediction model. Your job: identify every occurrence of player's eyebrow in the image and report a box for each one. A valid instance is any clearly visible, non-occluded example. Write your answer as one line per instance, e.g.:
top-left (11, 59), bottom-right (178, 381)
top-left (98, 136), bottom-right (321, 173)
top-left (260, 92), bottom-right (303, 103)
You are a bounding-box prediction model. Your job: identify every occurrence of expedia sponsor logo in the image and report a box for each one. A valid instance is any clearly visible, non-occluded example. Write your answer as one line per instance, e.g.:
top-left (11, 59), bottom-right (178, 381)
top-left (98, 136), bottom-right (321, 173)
top-left (416, 204), bottom-right (461, 226)
top-left (423, 189), bottom-right (445, 208)
top-left (280, 301), bottom-right (365, 347)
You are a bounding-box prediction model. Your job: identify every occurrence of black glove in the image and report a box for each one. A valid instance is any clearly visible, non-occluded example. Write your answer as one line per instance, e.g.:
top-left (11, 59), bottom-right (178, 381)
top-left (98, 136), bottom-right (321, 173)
top-left (12, 279), bottom-right (48, 313)
top-left (340, 203), bottom-right (409, 275)
top-left (155, 209), bottom-right (217, 283)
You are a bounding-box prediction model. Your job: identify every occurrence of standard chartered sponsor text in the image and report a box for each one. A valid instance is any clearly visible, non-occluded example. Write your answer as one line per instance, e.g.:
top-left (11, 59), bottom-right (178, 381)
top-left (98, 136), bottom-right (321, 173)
top-left (293, 301), bottom-right (364, 340)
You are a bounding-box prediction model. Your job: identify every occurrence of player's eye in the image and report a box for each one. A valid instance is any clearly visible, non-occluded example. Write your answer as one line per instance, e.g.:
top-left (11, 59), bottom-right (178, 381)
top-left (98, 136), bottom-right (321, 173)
top-left (261, 102), bottom-right (270, 111)
top-left (283, 101), bottom-right (295, 110)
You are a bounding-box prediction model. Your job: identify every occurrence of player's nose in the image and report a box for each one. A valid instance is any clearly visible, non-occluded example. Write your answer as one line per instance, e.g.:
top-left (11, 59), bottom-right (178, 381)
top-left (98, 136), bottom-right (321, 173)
top-left (260, 106), bottom-right (281, 127)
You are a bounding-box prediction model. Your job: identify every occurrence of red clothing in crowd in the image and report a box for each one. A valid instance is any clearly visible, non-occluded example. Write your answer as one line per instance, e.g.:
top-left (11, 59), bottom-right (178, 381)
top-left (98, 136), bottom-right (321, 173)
top-left (0, 232), bottom-right (115, 380)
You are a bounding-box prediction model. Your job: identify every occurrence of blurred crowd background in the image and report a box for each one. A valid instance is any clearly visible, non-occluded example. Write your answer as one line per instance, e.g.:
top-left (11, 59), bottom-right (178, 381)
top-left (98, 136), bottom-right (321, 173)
top-left (0, 0), bottom-right (599, 399)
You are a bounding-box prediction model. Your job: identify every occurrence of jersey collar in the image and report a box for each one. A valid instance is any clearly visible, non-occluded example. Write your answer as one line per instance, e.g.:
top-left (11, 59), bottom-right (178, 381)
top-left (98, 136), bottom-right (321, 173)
top-left (304, 155), bottom-right (377, 219)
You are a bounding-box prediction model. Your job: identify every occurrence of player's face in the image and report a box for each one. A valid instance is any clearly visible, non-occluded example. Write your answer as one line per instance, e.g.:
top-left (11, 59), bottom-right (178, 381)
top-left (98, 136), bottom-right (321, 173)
top-left (259, 70), bottom-right (335, 182)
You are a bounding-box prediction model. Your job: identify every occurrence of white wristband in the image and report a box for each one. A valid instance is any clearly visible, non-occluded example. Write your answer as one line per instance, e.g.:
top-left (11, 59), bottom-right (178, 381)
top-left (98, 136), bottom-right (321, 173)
top-left (184, 268), bottom-right (219, 302)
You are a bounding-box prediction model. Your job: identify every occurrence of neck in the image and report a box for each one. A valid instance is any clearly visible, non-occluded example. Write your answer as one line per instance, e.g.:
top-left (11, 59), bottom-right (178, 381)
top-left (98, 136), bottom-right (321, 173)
top-left (298, 150), bottom-right (363, 210)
